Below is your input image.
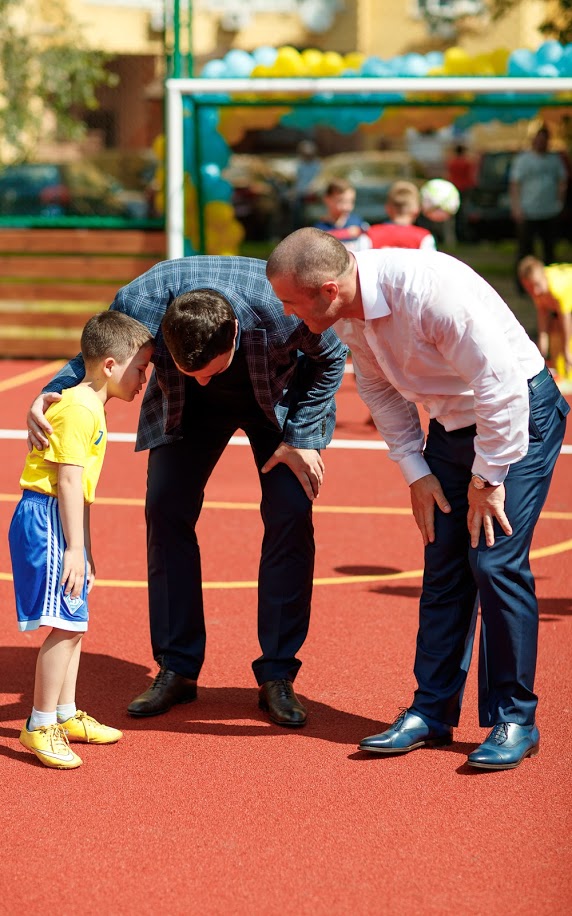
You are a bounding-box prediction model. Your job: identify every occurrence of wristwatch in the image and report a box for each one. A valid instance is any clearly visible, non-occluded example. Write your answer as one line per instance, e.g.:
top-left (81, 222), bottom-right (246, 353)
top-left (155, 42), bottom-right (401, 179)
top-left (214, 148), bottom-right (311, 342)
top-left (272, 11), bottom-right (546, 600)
top-left (471, 474), bottom-right (494, 490)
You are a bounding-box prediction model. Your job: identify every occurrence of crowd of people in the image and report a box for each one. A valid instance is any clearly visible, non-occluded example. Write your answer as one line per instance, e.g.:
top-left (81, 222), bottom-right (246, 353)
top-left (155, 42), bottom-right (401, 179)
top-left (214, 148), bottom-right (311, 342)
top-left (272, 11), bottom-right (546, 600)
top-left (8, 125), bottom-right (571, 774)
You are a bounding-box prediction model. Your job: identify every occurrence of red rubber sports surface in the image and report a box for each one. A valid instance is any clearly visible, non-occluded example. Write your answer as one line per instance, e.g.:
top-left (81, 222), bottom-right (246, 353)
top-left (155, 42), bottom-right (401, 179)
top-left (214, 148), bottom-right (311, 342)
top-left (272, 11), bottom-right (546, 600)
top-left (1, 361), bottom-right (571, 914)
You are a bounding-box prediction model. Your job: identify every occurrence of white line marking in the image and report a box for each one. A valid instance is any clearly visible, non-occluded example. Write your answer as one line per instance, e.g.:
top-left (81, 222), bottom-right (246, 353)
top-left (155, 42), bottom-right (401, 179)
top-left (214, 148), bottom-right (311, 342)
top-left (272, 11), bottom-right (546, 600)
top-left (1, 428), bottom-right (571, 454)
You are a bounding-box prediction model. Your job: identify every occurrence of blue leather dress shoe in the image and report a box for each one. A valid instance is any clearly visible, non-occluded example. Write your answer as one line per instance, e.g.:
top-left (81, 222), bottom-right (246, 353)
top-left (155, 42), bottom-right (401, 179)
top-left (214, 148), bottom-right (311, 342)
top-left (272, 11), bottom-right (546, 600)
top-left (467, 723), bottom-right (540, 770)
top-left (359, 708), bottom-right (452, 754)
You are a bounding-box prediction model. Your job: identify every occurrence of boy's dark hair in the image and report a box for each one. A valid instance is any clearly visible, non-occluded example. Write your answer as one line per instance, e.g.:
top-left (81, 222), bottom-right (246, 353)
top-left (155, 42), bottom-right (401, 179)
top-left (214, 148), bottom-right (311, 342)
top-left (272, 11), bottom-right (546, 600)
top-left (162, 289), bottom-right (237, 372)
top-left (81, 311), bottom-right (153, 365)
top-left (324, 178), bottom-right (354, 197)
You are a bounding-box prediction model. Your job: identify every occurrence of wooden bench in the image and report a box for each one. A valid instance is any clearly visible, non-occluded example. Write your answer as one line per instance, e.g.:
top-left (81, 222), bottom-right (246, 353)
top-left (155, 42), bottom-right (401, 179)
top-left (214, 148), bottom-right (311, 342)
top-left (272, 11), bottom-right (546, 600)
top-left (0, 228), bottom-right (166, 358)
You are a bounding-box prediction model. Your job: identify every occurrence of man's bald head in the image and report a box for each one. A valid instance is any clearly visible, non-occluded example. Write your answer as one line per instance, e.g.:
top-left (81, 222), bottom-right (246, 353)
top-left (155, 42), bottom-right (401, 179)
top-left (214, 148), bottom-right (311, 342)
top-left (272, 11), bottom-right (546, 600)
top-left (266, 228), bottom-right (351, 292)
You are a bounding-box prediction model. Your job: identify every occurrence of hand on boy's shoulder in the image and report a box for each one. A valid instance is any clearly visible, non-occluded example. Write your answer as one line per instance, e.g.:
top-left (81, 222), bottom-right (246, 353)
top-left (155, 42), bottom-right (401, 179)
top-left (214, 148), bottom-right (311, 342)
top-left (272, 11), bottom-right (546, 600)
top-left (27, 392), bottom-right (62, 452)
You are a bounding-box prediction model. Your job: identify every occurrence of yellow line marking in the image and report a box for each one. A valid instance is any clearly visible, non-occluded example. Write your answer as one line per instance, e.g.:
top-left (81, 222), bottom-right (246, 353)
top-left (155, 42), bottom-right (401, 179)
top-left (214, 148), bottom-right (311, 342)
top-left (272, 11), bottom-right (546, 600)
top-left (1, 492), bottom-right (572, 520)
top-left (0, 361), bottom-right (65, 393)
top-left (1, 540), bottom-right (572, 590)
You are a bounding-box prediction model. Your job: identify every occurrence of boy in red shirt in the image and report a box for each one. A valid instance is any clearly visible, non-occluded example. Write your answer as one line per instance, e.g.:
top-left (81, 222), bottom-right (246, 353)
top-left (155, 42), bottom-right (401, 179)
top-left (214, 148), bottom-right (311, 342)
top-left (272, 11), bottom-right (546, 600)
top-left (367, 181), bottom-right (436, 250)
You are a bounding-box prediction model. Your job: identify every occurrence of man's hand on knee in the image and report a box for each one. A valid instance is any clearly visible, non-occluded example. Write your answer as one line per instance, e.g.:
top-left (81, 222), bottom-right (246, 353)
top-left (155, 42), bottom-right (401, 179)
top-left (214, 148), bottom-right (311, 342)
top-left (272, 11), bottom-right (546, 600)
top-left (410, 474), bottom-right (451, 546)
top-left (261, 443), bottom-right (324, 501)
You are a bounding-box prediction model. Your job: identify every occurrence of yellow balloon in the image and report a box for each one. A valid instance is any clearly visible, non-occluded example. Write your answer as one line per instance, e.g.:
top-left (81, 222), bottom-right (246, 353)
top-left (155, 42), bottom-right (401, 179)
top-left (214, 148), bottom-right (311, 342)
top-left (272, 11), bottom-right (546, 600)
top-left (301, 49), bottom-right (323, 75)
top-left (152, 134), bottom-right (165, 159)
top-left (490, 47), bottom-right (511, 75)
top-left (343, 52), bottom-right (365, 72)
top-left (206, 201), bottom-right (235, 227)
top-left (318, 51), bottom-right (344, 76)
top-left (473, 61), bottom-right (495, 77)
top-left (444, 47), bottom-right (471, 75)
top-left (154, 191), bottom-right (164, 215)
top-left (275, 46), bottom-right (306, 77)
top-left (222, 219), bottom-right (245, 247)
top-left (250, 64), bottom-right (271, 78)
top-left (205, 227), bottom-right (222, 254)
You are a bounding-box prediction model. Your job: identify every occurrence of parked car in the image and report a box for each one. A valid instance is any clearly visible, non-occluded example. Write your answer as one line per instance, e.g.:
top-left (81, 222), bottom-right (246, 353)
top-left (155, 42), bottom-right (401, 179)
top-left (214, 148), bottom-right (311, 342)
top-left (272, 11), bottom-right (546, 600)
top-left (300, 150), bottom-right (426, 226)
top-left (0, 161), bottom-right (148, 219)
top-left (222, 154), bottom-right (294, 240)
top-left (457, 149), bottom-right (572, 243)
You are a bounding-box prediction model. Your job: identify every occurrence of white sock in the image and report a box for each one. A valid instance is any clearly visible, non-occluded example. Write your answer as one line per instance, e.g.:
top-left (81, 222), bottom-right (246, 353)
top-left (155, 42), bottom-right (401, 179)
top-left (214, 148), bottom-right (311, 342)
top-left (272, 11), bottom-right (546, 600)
top-left (57, 703), bottom-right (77, 723)
top-left (29, 708), bottom-right (57, 731)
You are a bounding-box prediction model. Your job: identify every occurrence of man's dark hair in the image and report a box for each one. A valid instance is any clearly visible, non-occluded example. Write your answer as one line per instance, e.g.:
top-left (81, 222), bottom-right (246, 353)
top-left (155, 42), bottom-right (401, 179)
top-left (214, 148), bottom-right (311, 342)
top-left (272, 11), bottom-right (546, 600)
top-left (162, 289), bottom-right (237, 372)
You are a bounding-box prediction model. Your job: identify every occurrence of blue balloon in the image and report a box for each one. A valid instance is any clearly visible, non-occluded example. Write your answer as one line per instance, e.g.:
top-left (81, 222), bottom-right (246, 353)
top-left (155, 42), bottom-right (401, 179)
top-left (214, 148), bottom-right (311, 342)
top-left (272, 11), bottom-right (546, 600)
top-left (508, 49), bottom-right (535, 77)
top-left (400, 53), bottom-right (429, 77)
top-left (535, 41), bottom-right (563, 66)
top-left (536, 64), bottom-right (560, 77)
top-left (558, 45), bottom-right (572, 76)
top-left (385, 56), bottom-right (406, 75)
top-left (223, 49), bottom-right (254, 78)
top-left (200, 167), bottom-right (233, 204)
top-left (201, 59), bottom-right (227, 79)
top-left (198, 107), bottom-right (219, 131)
top-left (252, 46), bottom-right (277, 67)
top-left (196, 109), bottom-right (230, 170)
top-left (425, 51), bottom-right (444, 69)
top-left (360, 57), bottom-right (393, 77)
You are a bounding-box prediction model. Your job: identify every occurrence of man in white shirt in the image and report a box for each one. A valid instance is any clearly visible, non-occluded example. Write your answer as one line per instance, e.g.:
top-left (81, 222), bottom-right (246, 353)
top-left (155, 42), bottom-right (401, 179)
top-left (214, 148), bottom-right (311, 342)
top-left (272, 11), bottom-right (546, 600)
top-left (266, 227), bottom-right (570, 770)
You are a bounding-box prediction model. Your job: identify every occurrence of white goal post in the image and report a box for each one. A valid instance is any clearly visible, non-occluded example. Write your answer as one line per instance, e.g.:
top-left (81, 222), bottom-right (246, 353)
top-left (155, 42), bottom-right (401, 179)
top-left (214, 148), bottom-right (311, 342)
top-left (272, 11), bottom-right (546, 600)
top-left (165, 75), bottom-right (572, 259)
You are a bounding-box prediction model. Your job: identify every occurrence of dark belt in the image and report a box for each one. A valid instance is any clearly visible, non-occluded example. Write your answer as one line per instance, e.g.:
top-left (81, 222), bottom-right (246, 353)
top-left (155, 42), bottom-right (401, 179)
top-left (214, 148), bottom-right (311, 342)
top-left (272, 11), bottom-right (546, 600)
top-left (528, 365), bottom-right (551, 390)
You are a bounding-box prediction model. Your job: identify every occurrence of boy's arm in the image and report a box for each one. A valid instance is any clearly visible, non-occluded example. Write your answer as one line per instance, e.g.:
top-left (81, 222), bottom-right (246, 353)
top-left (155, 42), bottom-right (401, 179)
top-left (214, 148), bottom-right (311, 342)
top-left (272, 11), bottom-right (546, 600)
top-left (27, 354), bottom-right (87, 450)
top-left (83, 503), bottom-right (96, 593)
top-left (57, 463), bottom-right (86, 599)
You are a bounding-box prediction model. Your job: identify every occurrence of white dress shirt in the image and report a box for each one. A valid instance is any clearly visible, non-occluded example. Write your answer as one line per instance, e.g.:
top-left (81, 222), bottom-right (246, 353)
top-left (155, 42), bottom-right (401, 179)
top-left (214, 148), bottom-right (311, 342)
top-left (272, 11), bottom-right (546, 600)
top-left (335, 249), bottom-right (544, 486)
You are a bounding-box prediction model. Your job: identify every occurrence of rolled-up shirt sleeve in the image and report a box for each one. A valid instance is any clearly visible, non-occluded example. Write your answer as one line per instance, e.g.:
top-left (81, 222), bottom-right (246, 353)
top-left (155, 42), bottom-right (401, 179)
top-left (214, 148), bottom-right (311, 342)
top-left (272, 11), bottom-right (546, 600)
top-left (350, 334), bottom-right (430, 484)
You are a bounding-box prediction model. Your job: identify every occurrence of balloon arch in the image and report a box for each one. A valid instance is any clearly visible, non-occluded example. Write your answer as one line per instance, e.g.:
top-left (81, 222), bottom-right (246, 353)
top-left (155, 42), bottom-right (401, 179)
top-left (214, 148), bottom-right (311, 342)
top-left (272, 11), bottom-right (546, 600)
top-left (155, 42), bottom-right (572, 257)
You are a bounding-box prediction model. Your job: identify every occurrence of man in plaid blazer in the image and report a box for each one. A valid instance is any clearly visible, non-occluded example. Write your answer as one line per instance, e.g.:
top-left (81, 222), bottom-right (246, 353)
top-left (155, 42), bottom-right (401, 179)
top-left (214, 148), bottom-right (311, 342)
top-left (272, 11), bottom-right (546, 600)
top-left (27, 256), bottom-right (347, 727)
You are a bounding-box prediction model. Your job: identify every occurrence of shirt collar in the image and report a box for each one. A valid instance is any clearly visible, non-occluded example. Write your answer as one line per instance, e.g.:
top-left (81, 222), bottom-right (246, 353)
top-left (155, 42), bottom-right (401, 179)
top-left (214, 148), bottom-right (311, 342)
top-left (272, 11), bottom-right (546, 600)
top-left (354, 251), bottom-right (391, 320)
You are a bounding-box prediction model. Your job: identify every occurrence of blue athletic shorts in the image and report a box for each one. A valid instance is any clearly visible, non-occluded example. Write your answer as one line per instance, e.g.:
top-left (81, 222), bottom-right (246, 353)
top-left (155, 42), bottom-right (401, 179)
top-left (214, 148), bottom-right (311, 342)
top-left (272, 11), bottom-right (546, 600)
top-left (9, 490), bottom-right (89, 632)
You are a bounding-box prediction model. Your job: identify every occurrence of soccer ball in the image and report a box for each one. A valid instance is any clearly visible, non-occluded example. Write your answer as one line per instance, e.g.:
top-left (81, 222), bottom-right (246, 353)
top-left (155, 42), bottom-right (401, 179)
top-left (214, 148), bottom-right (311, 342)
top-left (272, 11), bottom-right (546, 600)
top-left (420, 179), bottom-right (461, 222)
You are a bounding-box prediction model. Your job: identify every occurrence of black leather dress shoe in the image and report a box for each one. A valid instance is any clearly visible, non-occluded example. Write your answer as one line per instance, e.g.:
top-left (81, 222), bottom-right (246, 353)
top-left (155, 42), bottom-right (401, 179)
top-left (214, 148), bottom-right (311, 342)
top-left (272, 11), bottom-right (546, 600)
top-left (258, 679), bottom-right (307, 727)
top-left (127, 666), bottom-right (197, 717)
top-left (359, 708), bottom-right (452, 754)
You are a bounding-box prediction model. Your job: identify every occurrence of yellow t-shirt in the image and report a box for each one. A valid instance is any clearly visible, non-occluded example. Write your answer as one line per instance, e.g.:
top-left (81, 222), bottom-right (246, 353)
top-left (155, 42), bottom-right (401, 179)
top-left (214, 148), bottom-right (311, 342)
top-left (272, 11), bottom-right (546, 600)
top-left (545, 264), bottom-right (572, 316)
top-left (20, 386), bottom-right (107, 504)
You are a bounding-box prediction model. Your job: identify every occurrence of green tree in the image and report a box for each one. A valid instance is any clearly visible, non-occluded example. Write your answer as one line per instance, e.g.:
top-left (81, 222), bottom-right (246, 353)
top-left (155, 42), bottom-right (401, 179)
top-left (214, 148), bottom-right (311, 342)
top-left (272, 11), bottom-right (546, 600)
top-left (488, 0), bottom-right (572, 44)
top-left (0, 0), bottom-right (115, 163)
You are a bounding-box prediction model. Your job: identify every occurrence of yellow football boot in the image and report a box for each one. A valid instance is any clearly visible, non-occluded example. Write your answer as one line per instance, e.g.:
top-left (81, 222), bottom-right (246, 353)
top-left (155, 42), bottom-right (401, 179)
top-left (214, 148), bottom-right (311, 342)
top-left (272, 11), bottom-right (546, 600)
top-left (60, 710), bottom-right (123, 744)
top-left (19, 721), bottom-right (83, 769)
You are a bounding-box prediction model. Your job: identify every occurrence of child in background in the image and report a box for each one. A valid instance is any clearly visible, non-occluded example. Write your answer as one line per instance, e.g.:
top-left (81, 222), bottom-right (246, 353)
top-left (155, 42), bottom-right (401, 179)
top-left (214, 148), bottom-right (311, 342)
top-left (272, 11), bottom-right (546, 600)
top-left (367, 181), bottom-right (436, 250)
top-left (314, 178), bottom-right (371, 252)
top-left (518, 255), bottom-right (572, 379)
top-left (9, 311), bottom-right (154, 769)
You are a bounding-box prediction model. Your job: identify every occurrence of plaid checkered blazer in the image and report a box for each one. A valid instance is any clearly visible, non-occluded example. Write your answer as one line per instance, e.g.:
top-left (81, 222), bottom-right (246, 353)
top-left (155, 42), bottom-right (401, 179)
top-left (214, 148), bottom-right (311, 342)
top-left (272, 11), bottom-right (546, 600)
top-left (44, 257), bottom-right (347, 452)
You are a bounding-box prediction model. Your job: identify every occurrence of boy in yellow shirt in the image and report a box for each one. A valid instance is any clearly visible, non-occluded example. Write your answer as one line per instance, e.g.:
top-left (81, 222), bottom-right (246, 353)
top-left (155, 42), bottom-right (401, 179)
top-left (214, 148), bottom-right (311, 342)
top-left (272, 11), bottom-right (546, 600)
top-left (9, 311), bottom-right (153, 768)
top-left (517, 256), bottom-right (572, 380)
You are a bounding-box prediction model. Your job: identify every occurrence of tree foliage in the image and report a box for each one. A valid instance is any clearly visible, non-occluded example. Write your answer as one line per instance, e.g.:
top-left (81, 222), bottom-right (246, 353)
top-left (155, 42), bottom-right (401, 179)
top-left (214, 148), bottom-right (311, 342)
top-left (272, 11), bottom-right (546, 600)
top-left (0, 0), bottom-right (115, 163)
top-left (488, 0), bottom-right (572, 44)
